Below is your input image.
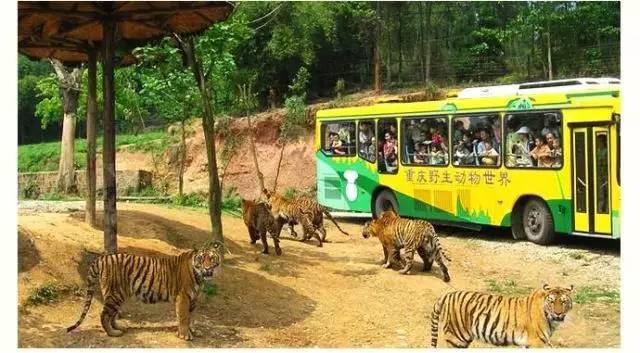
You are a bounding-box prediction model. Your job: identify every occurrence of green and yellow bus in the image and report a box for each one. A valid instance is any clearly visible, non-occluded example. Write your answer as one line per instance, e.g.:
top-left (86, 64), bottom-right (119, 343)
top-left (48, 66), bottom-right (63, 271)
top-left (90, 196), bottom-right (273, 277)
top-left (315, 83), bottom-right (620, 244)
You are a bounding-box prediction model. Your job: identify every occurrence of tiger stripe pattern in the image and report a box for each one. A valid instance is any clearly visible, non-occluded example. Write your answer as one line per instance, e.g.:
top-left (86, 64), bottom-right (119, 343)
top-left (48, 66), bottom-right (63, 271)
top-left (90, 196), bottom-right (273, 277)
top-left (66, 242), bottom-right (223, 340)
top-left (262, 189), bottom-right (349, 247)
top-left (430, 284), bottom-right (574, 348)
top-left (241, 198), bottom-right (282, 255)
top-left (362, 210), bottom-right (451, 281)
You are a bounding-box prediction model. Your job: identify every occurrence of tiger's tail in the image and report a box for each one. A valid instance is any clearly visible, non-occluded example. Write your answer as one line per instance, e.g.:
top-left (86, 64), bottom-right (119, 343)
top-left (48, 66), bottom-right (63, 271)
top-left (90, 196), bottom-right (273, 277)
top-left (66, 260), bottom-right (99, 332)
top-left (434, 235), bottom-right (451, 262)
top-left (322, 207), bottom-right (350, 236)
top-left (430, 295), bottom-right (445, 347)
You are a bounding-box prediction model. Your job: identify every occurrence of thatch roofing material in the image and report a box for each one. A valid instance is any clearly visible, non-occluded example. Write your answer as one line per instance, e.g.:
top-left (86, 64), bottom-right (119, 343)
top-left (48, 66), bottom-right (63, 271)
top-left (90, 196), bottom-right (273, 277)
top-left (18, 1), bottom-right (234, 64)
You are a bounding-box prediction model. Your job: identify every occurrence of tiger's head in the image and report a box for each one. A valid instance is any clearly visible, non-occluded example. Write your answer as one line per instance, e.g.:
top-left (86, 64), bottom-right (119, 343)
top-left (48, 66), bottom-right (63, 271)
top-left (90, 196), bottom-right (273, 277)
top-left (542, 284), bottom-right (574, 322)
top-left (362, 220), bottom-right (377, 239)
top-left (193, 241), bottom-right (224, 280)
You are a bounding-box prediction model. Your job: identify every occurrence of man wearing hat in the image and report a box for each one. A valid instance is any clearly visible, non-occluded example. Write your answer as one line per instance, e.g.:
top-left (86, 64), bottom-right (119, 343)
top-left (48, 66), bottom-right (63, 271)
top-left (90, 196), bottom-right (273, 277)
top-left (507, 126), bottom-right (534, 166)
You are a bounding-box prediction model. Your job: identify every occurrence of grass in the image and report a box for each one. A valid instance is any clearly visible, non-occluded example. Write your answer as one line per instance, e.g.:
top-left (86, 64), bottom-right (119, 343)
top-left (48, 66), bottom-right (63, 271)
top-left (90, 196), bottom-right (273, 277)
top-left (485, 279), bottom-right (532, 296)
top-left (201, 282), bottom-right (218, 298)
top-left (27, 283), bottom-right (61, 305)
top-left (574, 286), bottom-right (620, 304)
top-left (18, 130), bottom-right (167, 172)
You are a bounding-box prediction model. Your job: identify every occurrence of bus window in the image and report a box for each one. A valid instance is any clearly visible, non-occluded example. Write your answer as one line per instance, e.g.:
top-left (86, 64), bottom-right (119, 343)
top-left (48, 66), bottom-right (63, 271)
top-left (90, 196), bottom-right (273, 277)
top-left (452, 114), bottom-right (501, 167)
top-left (321, 121), bottom-right (356, 156)
top-left (402, 116), bottom-right (449, 166)
top-left (378, 118), bottom-right (398, 174)
top-left (596, 132), bottom-right (609, 214)
top-left (358, 120), bottom-right (375, 163)
top-left (505, 111), bottom-right (562, 169)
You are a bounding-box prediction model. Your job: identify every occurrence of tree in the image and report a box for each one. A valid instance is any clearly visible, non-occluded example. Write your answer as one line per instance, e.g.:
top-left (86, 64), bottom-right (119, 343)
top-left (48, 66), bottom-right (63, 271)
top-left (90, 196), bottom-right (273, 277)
top-left (135, 39), bottom-right (202, 197)
top-left (237, 82), bottom-right (264, 194)
top-left (173, 17), bottom-right (251, 246)
top-left (49, 59), bottom-right (84, 193)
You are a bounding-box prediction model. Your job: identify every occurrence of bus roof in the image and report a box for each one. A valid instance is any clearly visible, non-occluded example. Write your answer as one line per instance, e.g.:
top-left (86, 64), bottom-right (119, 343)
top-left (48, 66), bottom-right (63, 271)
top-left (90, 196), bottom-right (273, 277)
top-left (316, 86), bottom-right (619, 119)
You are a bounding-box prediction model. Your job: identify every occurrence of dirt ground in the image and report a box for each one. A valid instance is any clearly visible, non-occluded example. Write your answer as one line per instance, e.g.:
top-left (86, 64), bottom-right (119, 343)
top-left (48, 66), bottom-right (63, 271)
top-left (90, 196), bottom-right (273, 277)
top-left (17, 202), bottom-right (620, 348)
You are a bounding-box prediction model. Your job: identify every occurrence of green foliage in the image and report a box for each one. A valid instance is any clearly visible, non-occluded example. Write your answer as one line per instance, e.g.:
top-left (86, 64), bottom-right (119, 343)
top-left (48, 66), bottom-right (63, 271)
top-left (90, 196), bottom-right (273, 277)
top-left (20, 179), bottom-right (40, 200)
top-left (27, 283), bottom-right (61, 305)
top-left (574, 286), bottom-right (619, 304)
top-left (221, 186), bottom-right (242, 211)
top-left (485, 279), bottom-right (531, 296)
top-left (17, 130), bottom-right (166, 172)
top-left (172, 192), bottom-right (209, 208)
top-left (201, 282), bottom-right (218, 298)
top-left (335, 78), bottom-right (346, 99)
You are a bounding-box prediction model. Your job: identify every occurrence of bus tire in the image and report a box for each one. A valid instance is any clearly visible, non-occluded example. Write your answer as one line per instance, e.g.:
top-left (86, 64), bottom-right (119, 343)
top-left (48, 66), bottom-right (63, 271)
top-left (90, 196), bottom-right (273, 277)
top-left (373, 189), bottom-right (398, 219)
top-left (521, 198), bottom-right (556, 245)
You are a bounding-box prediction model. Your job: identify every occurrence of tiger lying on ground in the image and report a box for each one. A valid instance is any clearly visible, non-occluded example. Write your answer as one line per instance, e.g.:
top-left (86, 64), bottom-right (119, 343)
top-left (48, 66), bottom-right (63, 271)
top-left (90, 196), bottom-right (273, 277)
top-left (66, 242), bottom-right (224, 341)
top-left (430, 284), bottom-right (574, 348)
top-left (262, 188), bottom-right (349, 247)
top-left (362, 210), bottom-right (450, 281)
top-left (241, 198), bottom-right (282, 255)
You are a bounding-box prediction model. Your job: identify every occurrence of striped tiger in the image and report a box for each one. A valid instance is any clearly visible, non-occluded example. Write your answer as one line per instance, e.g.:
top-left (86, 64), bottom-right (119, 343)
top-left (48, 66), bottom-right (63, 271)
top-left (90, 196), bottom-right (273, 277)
top-left (362, 210), bottom-right (451, 281)
top-left (430, 284), bottom-right (574, 348)
top-left (262, 188), bottom-right (349, 247)
top-left (66, 242), bottom-right (224, 340)
top-left (241, 198), bottom-right (282, 255)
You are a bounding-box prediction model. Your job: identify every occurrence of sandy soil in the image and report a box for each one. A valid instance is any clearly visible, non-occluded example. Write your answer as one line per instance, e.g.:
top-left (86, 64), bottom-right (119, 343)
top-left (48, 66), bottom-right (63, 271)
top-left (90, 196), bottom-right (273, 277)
top-left (17, 203), bottom-right (619, 348)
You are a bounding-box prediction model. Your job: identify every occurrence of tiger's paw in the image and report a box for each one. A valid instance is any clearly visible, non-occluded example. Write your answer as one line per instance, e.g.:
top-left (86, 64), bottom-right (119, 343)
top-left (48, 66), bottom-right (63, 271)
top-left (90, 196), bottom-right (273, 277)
top-left (106, 329), bottom-right (124, 337)
top-left (178, 329), bottom-right (193, 341)
top-left (275, 247), bottom-right (283, 256)
top-left (381, 262), bottom-right (392, 269)
top-left (399, 267), bottom-right (412, 275)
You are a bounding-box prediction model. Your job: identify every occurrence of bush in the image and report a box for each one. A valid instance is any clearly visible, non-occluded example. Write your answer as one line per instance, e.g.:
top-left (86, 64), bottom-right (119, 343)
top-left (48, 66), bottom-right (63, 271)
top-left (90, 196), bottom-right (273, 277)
top-left (221, 186), bottom-right (241, 211)
top-left (335, 78), bottom-right (345, 99)
top-left (172, 192), bottom-right (208, 208)
top-left (27, 283), bottom-right (60, 305)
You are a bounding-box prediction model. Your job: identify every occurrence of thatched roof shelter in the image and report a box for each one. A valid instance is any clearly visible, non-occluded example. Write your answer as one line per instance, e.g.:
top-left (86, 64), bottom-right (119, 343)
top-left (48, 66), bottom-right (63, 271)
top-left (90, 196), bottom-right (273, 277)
top-left (17, 1), bottom-right (234, 254)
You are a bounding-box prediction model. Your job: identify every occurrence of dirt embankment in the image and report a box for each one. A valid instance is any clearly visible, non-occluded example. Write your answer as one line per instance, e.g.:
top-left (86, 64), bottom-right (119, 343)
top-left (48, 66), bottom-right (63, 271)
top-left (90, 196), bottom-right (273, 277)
top-left (18, 203), bottom-right (619, 348)
top-left (119, 89), bottom-right (446, 199)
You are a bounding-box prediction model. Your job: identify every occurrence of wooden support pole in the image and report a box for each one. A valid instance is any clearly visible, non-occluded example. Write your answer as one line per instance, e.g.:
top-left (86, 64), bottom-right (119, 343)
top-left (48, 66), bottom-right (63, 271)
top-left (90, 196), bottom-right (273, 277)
top-left (102, 19), bottom-right (117, 254)
top-left (85, 48), bottom-right (97, 226)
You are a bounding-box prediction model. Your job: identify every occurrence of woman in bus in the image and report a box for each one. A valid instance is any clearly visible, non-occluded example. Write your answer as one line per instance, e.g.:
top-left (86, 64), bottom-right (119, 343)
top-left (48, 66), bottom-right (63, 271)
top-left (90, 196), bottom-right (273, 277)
top-left (382, 132), bottom-right (398, 171)
top-left (479, 140), bottom-right (499, 166)
top-left (547, 132), bottom-right (562, 167)
top-left (413, 143), bottom-right (428, 164)
top-left (529, 135), bottom-right (554, 167)
top-left (330, 132), bottom-right (346, 155)
top-left (430, 143), bottom-right (446, 165)
top-left (359, 123), bottom-right (373, 157)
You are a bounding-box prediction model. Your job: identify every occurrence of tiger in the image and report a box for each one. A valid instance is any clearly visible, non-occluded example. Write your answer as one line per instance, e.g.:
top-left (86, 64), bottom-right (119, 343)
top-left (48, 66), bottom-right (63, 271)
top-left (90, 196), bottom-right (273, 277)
top-left (262, 188), bottom-right (349, 247)
top-left (361, 210), bottom-right (450, 281)
top-left (241, 198), bottom-right (282, 255)
top-left (430, 284), bottom-right (574, 348)
top-left (66, 242), bottom-right (224, 341)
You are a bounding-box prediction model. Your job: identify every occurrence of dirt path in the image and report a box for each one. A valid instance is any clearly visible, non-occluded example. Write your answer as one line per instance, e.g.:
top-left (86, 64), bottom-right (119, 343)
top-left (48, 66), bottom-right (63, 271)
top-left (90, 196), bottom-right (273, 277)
top-left (17, 203), bottom-right (619, 348)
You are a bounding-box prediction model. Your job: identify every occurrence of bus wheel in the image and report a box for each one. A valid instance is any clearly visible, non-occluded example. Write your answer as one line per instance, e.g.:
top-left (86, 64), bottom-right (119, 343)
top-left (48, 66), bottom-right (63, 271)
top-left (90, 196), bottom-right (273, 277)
top-left (373, 189), bottom-right (398, 218)
top-left (521, 198), bottom-right (556, 245)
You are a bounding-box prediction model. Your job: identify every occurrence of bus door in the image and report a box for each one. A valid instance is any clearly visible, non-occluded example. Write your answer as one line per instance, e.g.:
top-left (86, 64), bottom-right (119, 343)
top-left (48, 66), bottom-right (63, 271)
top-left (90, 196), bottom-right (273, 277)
top-left (571, 126), bottom-right (612, 235)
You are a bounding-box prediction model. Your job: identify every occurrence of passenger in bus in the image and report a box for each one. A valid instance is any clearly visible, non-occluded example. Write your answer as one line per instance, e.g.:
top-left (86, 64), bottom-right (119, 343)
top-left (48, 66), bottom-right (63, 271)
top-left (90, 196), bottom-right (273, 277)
top-left (408, 120), bottom-right (424, 153)
top-left (529, 135), bottom-right (553, 168)
top-left (368, 137), bottom-right (377, 160)
top-left (382, 132), bottom-right (398, 171)
top-left (413, 143), bottom-right (428, 164)
top-left (359, 123), bottom-right (373, 157)
top-left (453, 120), bottom-right (466, 144)
top-left (509, 126), bottom-right (534, 167)
top-left (549, 134), bottom-right (562, 167)
top-left (453, 138), bottom-right (474, 166)
top-left (430, 143), bottom-right (447, 165)
top-left (541, 116), bottom-right (560, 139)
top-left (479, 140), bottom-right (499, 166)
top-left (338, 125), bottom-right (351, 144)
top-left (330, 132), bottom-right (346, 155)
top-left (491, 119), bottom-right (502, 153)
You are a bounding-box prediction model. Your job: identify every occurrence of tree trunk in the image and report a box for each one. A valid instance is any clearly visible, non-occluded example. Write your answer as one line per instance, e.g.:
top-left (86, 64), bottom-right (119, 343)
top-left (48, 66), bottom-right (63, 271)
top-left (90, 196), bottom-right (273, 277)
top-left (175, 34), bottom-right (224, 246)
top-left (102, 20), bottom-right (118, 255)
top-left (178, 119), bottom-right (187, 197)
top-left (85, 50), bottom-right (97, 227)
top-left (546, 24), bottom-right (553, 80)
top-left (50, 59), bottom-right (83, 194)
top-left (397, 4), bottom-right (403, 83)
top-left (373, 1), bottom-right (382, 92)
top-left (419, 2), bottom-right (425, 82)
top-left (246, 114), bottom-right (265, 194)
top-left (424, 3), bottom-right (432, 85)
top-left (272, 140), bottom-right (286, 192)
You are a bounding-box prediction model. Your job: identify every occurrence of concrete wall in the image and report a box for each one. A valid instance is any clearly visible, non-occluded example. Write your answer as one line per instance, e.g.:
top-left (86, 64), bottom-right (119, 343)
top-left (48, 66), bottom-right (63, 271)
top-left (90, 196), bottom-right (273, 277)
top-left (18, 170), bottom-right (152, 199)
